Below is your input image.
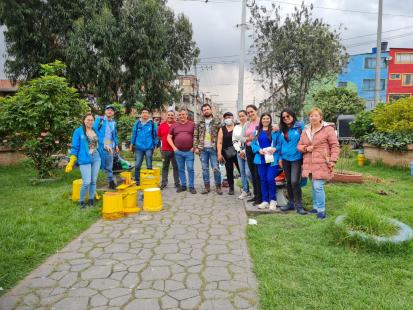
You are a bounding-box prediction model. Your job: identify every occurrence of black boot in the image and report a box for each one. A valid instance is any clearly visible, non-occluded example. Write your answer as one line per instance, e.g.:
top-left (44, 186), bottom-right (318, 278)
top-left (88, 199), bottom-right (94, 207)
top-left (296, 204), bottom-right (307, 215)
top-left (109, 180), bottom-right (116, 190)
top-left (228, 186), bottom-right (235, 195)
top-left (280, 202), bottom-right (295, 212)
top-left (80, 201), bottom-right (86, 209)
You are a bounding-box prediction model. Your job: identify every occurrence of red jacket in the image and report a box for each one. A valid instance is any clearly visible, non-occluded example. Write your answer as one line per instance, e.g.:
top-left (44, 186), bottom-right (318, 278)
top-left (158, 121), bottom-right (175, 151)
top-left (298, 122), bottom-right (340, 180)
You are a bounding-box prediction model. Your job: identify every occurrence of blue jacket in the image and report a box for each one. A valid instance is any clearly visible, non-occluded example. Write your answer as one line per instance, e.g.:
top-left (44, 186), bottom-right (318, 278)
top-left (93, 116), bottom-right (118, 148)
top-left (69, 127), bottom-right (104, 166)
top-left (251, 130), bottom-right (281, 166)
top-left (279, 121), bottom-right (304, 162)
top-left (130, 120), bottom-right (159, 151)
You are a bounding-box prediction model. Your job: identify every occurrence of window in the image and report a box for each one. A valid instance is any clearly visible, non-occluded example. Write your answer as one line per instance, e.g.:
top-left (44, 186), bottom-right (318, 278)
top-left (395, 53), bottom-right (413, 64)
top-left (181, 79), bottom-right (191, 86)
top-left (364, 57), bottom-right (386, 69)
top-left (390, 73), bottom-right (401, 80)
top-left (402, 74), bottom-right (413, 86)
top-left (182, 94), bottom-right (190, 103)
top-left (338, 81), bottom-right (348, 88)
top-left (389, 94), bottom-right (410, 101)
top-left (362, 79), bottom-right (385, 91)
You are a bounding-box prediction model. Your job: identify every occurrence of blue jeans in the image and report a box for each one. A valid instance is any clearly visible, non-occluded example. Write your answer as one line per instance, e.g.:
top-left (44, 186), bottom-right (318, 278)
top-left (79, 151), bottom-right (101, 202)
top-left (311, 179), bottom-right (326, 212)
top-left (135, 149), bottom-right (153, 184)
top-left (103, 150), bottom-right (114, 182)
top-left (174, 150), bottom-right (195, 188)
top-left (257, 164), bottom-right (278, 203)
top-left (237, 153), bottom-right (252, 193)
top-left (200, 148), bottom-right (221, 186)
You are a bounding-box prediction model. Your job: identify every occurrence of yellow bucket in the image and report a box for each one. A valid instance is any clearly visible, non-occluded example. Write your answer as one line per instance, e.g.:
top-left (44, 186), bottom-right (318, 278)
top-left (117, 184), bottom-right (141, 215)
top-left (120, 171), bottom-right (133, 185)
top-left (152, 167), bottom-right (161, 183)
top-left (102, 192), bottom-right (124, 220)
top-left (71, 179), bottom-right (101, 202)
top-left (143, 188), bottom-right (162, 212)
top-left (357, 154), bottom-right (365, 167)
top-left (140, 169), bottom-right (155, 180)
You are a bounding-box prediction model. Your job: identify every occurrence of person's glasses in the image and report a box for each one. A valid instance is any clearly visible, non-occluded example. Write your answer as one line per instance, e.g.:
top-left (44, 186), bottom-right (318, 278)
top-left (282, 114), bottom-right (291, 120)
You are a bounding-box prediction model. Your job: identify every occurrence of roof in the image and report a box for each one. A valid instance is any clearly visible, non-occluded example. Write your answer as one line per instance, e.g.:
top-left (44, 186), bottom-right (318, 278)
top-left (0, 80), bottom-right (19, 92)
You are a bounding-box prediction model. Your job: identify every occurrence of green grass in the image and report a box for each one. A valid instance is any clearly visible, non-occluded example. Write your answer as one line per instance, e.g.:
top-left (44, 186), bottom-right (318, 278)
top-left (0, 162), bottom-right (101, 294)
top-left (247, 159), bottom-right (413, 309)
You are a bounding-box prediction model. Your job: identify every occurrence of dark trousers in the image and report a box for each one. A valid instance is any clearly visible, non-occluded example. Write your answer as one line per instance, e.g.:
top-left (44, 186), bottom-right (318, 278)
top-left (161, 150), bottom-right (180, 187)
top-left (283, 159), bottom-right (303, 207)
top-left (224, 155), bottom-right (240, 189)
top-left (246, 145), bottom-right (262, 203)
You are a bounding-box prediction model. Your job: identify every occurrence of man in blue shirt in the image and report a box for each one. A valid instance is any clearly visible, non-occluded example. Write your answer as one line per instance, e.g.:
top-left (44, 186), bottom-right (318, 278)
top-left (93, 105), bottom-right (119, 189)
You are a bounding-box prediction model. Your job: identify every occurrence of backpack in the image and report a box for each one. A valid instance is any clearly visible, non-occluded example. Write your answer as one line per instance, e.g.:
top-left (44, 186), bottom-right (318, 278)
top-left (132, 120), bottom-right (156, 146)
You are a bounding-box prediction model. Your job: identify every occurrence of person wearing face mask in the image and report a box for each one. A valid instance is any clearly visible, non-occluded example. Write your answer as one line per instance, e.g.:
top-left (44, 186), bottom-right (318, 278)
top-left (298, 108), bottom-right (339, 219)
top-left (217, 112), bottom-right (240, 195)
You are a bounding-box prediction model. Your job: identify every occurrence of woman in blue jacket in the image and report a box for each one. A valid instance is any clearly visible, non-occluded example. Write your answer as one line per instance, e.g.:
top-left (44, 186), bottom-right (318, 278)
top-left (278, 108), bottom-right (306, 215)
top-left (252, 113), bottom-right (281, 211)
top-left (66, 113), bottom-right (103, 208)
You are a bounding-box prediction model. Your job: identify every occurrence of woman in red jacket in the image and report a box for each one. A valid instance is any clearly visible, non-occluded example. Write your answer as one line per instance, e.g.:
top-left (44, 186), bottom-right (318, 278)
top-left (298, 108), bottom-right (340, 219)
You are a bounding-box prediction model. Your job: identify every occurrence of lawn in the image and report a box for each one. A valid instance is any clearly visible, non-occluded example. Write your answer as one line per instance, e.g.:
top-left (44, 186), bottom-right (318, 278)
top-left (247, 161), bottom-right (413, 309)
top-left (0, 162), bottom-right (101, 294)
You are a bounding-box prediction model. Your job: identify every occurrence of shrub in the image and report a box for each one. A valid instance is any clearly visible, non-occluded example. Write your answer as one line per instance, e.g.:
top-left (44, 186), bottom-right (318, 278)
top-left (349, 110), bottom-right (374, 140)
top-left (0, 61), bottom-right (88, 178)
top-left (364, 132), bottom-right (413, 151)
top-left (372, 98), bottom-right (413, 133)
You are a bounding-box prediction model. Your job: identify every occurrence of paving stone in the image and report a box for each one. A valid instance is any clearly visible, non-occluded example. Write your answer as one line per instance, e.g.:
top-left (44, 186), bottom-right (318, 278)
top-left (165, 279), bottom-right (186, 292)
top-left (203, 266), bottom-right (231, 282)
top-left (111, 271), bottom-right (127, 281)
top-left (109, 294), bottom-right (131, 307)
top-left (180, 296), bottom-right (201, 309)
top-left (168, 289), bottom-right (198, 301)
top-left (160, 295), bottom-right (179, 309)
top-left (90, 294), bottom-right (108, 307)
top-left (22, 293), bottom-right (39, 306)
top-left (27, 278), bottom-right (56, 288)
top-left (53, 297), bottom-right (88, 310)
top-left (141, 266), bottom-right (171, 281)
top-left (89, 279), bottom-right (119, 290)
top-left (101, 288), bottom-right (132, 299)
top-left (81, 265), bottom-right (112, 280)
top-left (185, 274), bottom-right (203, 290)
top-left (135, 289), bottom-right (165, 298)
top-left (125, 299), bottom-right (160, 310)
top-left (68, 287), bottom-right (97, 297)
top-left (121, 273), bottom-right (140, 288)
top-left (234, 295), bottom-right (256, 309)
top-left (59, 272), bottom-right (78, 288)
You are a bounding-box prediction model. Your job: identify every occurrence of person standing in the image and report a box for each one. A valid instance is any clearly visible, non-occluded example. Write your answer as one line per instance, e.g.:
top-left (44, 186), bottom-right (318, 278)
top-left (278, 108), bottom-right (306, 215)
top-left (251, 113), bottom-right (280, 210)
top-left (130, 107), bottom-right (159, 185)
top-left (158, 110), bottom-right (180, 190)
top-left (93, 105), bottom-right (119, 189)
top-left (244, 105), bottom-right (261, 205)
top-left (233, 110), bottom-right (252, 199)
top-left (66, 113), bottom-right (103, 208)
top-left (217, 112), bottom-right (240, 195)
top-left (193, 103), bottom-right (222, 195)
top-left (298, 108), bottom-right (340, 219)
top-left (167, 108), bottom-right (196, 194)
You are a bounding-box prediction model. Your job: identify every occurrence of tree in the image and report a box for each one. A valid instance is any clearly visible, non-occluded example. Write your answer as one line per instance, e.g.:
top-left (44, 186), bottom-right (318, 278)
top-left (0, 61), bottom-right (88, 178)
top-left (372, 98), bottom-right (413, 133)
top-left (250, 2), bottom-right (347, 114)
top-left (312, 87), bottom-right (365, 123)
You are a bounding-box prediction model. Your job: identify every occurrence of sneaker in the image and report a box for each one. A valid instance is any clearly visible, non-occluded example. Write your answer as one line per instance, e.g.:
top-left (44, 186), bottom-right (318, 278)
top-left (176, 186), bottom-right (187, 193)
top-left (257, 201), bottom-right (269, 209)
top-left (269, 200), bottom-right (278, 211)
top-left (238, 191), bottom-right (250, 200)
top-left (189, 187), bottom-right (197, 194)
top-left (88, 199), bottom-right (94, 207)
top-left (308, 209), bottom-right (318, 214)
top-left (296, 207), bottom-right (307, 215)
top-left (80, 201), bottom-right (86, 209)
top-left (317, 212), bottom-right (326, 219)
top-left (280, 202), bottom-right (295, 212)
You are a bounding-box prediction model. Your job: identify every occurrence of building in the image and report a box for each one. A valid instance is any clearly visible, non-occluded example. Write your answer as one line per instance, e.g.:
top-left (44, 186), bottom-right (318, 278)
top-left (0, 80), bottom-right (18, 97)
top-left (177, 75), bottom-right (201, 120)
top-left (337, 47), bottom-right (389, 110)
top-left (386, 48), bottom-right (413, 101)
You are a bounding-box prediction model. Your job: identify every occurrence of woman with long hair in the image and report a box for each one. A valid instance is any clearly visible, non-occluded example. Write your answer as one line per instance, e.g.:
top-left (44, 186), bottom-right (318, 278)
top-left (251, 113), bottom-right (281, 210)
top-left (232, 110), bottom-right (252, 199)
top-left (66, 113), bottom-right (103, 208)
top-left (278, 108), bottom-right (306, 215)
top-left (298, 108), bottom-right (340, 219)
top-left (244, 104), bottom-right (261, 205)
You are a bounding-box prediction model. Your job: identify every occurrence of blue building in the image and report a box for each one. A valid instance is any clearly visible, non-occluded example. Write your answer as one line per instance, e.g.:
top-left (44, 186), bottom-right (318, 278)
top-left (338, 49), bottom-right (389, 110)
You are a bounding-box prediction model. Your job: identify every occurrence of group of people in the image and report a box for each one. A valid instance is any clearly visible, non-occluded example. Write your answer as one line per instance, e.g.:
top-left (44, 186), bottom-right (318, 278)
top-left (66, 103), bottom-right (340, 219)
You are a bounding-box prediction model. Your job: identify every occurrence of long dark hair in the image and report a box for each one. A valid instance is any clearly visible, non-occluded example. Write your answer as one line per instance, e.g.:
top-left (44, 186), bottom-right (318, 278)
top-left (279, 108), bottom-right (297, 134)
top-left (82, 113), bottom-right (94, 136)
top-left (257, 113), bottom-right (273, 142)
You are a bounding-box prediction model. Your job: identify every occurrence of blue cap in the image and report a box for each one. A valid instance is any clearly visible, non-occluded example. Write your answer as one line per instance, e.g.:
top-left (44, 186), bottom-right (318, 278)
top-left (105, 105), bottom-right (115, 111)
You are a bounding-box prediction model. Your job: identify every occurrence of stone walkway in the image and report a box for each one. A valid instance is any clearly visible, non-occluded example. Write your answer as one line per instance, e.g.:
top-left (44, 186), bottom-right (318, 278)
top-left (0, 165), bottom-right (258, 310)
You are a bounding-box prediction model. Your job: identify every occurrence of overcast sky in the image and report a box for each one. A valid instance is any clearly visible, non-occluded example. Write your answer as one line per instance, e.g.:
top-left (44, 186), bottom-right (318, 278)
top-left (1, 0), bottom-right (413, 112)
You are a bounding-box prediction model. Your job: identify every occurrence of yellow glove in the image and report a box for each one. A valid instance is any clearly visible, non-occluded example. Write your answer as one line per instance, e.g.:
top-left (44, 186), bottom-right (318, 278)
top-left (65, 155), bottom-right (77, 173)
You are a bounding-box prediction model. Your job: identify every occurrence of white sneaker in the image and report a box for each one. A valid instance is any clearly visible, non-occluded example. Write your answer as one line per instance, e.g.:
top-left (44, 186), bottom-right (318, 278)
top-left (269, 200), bottom-right (278, 211)
top-left (238, 191), bottom-right (250, 200)
top-left (257, 201), bottom-right (269, 209)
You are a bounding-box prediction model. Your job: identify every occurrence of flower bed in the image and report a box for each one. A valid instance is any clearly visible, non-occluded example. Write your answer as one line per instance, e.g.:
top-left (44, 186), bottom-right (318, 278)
top-left (363, 143), bottom-right (413, 168)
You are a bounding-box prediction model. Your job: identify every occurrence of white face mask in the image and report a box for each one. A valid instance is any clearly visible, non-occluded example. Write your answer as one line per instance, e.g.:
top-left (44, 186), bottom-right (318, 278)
top-left (224, 119), bottom-right (233, 126)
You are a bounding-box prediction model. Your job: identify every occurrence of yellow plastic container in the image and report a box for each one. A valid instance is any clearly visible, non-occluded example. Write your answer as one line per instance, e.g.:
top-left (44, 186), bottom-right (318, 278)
top-left (140, 175), bottom-right (158, 189)
top-left (102, 192), bottom-right (124, 220)
top-left (143, 188), bottom-right (163, 212)
top-left (152, 167), bottom-right (161, 183)
top-left (357, 154), bottom-right (365, 167)
top-left (117, 183), bottom-right (141, 215)
top-left (140, 169), bottom-right (155, 180)
top-left (72, 179), bottom-right (89, 201)
top-left (120, 171), bottom-right (133, 185)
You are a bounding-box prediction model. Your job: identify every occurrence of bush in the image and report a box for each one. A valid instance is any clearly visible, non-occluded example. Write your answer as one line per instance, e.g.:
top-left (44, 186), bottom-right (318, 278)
top-left (0, 61), bottom-right (88, 178)
top-left (372, 98), bottom-right (413, 133)
top-left (364, 132), bottom-right (413, 151)
top-left (349, 110), bottom-right (374, 140)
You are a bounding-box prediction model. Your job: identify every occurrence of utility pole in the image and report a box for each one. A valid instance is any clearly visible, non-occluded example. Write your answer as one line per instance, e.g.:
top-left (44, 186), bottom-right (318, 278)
top-left (193, 63), bottom-right (198, 123)
top-left (236, 0), bottom-right (247, 112)
top-left (374, 0), bottom-right (383, 107)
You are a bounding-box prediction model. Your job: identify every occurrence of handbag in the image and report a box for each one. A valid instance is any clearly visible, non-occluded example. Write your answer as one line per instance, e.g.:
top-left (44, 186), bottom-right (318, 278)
top-left (223, 145), bottom-right (237, 159)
